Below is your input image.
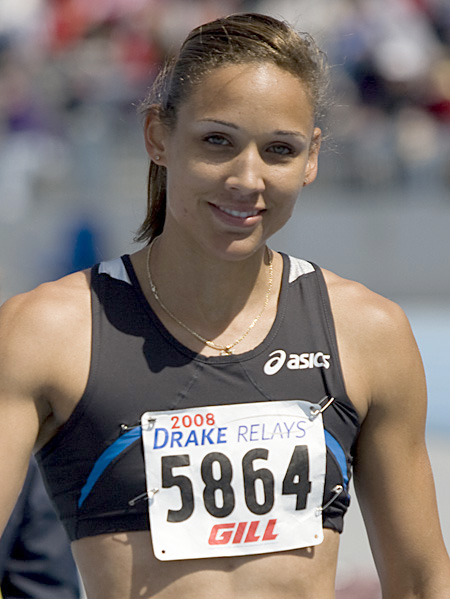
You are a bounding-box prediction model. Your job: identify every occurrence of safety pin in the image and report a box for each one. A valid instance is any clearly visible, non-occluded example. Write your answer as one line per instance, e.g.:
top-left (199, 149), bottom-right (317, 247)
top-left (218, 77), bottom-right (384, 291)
top-left (145, 416), bottom-right (156, 430)
top-left (309, 396), bottom-right (335, 419)
top-left (122, 416), bottom-right (156, 432)
top-left (120, 423), bottom-right (140, 432)
top-left (128, 488), bottom-right (159, 507)
top-left (316, 485), bottom-right (344, 515)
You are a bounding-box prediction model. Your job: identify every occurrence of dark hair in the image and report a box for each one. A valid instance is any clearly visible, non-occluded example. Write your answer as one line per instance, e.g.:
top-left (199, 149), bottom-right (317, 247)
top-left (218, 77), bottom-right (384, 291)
top-left (135, 13), bottom-right (329, 244)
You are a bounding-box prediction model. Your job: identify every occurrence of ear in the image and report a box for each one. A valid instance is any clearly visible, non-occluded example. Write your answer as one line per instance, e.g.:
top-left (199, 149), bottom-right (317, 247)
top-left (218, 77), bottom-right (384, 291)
top-left (303, 127), bottom-right (322, 186)
top-left (143, 106), bottom-right (170, 166)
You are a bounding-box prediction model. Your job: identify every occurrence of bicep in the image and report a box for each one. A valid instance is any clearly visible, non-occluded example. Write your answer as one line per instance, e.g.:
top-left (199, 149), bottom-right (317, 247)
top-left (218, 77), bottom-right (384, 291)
top-left (0, 298), bottom-right (47, 534)
top-left (354, 307), bottom-right (449, 593)
top-left (0, 392), bottom-right (42, 536)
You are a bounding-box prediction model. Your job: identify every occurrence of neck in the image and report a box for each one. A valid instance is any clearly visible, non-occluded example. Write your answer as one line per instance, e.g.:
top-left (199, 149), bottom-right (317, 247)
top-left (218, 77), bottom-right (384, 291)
top-left (145, 236), bottom-right (275, 354)
top-left (148, 235), bottom-right (273, 326)
top-left (132, 231), bottom-right (283, 355)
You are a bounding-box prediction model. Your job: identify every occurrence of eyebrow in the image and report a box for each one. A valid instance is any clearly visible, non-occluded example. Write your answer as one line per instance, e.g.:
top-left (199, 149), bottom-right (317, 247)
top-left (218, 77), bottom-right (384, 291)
top-left (199, 118), bottom-right (239, 129)
top-left (198, 118), bottom-right (307, 141)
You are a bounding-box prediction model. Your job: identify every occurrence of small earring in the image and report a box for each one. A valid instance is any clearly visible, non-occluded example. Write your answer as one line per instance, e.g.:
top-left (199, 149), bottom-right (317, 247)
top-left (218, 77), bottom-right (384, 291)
top-left (154, 155), bottom-right (161, 162)
top-left (303, 178), bottom-right (308, 185)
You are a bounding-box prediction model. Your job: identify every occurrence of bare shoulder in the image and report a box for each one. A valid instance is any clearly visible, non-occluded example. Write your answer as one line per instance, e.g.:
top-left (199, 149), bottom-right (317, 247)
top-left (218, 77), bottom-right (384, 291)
top-left (321, 267), bottom-right (412, 338)
top-left (0, 271), bottom-right (92, 423)
top-left (324, 269), bottom-right (450, 592)
top-left (320, 268), bottom-right (423, 415)
top-left (0, 270), bottom-right (91, 357)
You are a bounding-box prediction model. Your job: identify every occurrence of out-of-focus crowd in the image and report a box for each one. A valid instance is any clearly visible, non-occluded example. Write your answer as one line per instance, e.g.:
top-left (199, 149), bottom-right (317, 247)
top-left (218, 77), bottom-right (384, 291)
top-left (260, 0), bottom-right (450, 195)
top-left (0, 0), bottom-right (449, 224)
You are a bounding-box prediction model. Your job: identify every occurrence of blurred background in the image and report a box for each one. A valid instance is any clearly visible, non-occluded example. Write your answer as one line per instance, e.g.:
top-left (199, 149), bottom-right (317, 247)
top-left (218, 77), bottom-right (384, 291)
top-left (0, 0), bottom-right (449, 597)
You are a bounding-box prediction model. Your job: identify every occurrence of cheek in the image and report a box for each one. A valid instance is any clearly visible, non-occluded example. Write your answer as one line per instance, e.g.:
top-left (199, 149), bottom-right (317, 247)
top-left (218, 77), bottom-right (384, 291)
top-left (191, 160), bottom-right (227, 184)
top-left (270, 172), bottom-right (304, 204)
top-left (272, 163), bottom-right (305, 188)
top-left (277, 200), bottom-right (297, 225)
top-left (175, 158), bottom-right (221, 190)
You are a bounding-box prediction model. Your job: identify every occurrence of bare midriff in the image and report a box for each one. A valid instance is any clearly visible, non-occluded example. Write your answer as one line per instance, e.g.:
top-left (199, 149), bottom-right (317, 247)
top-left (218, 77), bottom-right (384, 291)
top-left (72, 528), bottom-right (339, 599)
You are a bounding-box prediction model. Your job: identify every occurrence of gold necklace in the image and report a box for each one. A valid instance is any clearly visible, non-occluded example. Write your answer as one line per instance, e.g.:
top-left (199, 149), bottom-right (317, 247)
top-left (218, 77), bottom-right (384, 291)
top-left (146, 240), bottom-right (273, 355)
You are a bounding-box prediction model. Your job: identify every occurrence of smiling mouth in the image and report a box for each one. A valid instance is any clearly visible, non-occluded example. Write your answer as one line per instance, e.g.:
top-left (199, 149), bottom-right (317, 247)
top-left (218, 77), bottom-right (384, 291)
top-left (216, 206), bottom-right (262, 218)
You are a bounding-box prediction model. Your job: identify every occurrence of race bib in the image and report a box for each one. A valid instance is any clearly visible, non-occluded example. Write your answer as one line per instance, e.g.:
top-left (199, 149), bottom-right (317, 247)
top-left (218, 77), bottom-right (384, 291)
top-left (141, 400), bottom-right (326, 561)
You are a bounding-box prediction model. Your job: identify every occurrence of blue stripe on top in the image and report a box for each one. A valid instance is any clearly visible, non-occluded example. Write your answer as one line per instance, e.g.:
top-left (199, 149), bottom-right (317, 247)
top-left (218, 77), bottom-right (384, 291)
top-left (78, 427), bottom-right (142, 508)
top-left (78, 426), bottom-right (348, 508)
top-left (324, 430), bottom-right (349, 488)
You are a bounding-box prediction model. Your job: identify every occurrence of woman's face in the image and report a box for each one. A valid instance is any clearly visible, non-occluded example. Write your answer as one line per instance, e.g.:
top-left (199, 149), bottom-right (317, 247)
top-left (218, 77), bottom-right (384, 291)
top-left (148, 62), bottom-right (321, 261)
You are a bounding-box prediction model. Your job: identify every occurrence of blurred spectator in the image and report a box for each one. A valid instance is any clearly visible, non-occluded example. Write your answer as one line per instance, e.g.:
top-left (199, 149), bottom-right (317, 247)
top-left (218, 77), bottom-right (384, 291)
top-left (0, 458), bottom-right (80, 599)
top-left (63, 218), bottom-right (102, 275)
top-left (0, 0), bottom-right (448, 205)
top-left (257, 0), bottom-right (450, 192)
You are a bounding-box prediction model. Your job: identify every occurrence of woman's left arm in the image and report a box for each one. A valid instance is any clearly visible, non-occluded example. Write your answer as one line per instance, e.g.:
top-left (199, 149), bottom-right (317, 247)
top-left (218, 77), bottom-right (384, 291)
top-left (353, 300), bottom-right (450, 598)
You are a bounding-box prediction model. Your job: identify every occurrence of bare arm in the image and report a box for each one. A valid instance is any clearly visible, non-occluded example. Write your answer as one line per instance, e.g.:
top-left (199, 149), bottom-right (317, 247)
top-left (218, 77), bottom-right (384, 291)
top-left (0, 293), bottom-right (47, 533)
top-left (354, 300), bottom-right (450, 597)
top-left (328, 273), bottom-right (450, 598)
top-left (0, 273), bottom-right (91, 535)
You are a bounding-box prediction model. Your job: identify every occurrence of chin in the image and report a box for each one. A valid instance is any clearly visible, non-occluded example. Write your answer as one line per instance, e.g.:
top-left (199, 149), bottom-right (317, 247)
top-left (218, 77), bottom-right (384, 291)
top-left (211, 238), bottom-right (268, 262)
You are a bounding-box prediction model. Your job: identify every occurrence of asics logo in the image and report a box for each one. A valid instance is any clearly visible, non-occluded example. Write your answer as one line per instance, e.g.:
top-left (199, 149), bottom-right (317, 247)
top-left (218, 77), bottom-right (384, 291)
top-left (263, 349), bottom-right (331, 376)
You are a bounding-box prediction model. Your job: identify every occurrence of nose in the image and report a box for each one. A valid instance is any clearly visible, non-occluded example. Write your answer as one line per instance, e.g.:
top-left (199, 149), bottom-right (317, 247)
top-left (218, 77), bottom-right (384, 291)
top-left (224, 145), bottom-right (266, 196)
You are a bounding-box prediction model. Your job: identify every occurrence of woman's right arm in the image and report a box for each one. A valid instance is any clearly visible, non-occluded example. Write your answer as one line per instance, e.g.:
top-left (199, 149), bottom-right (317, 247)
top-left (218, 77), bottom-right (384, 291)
top-left (0, 272), bottom-right (91, 535)
top-left (0, 292), bottom-right (47, 534)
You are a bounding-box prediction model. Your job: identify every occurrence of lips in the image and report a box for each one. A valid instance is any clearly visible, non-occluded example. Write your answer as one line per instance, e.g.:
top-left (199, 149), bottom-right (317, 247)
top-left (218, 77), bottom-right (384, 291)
top-left (215, 205), bottom-right (262, 218)
top-left (207, 202), bottom-right (265, 229)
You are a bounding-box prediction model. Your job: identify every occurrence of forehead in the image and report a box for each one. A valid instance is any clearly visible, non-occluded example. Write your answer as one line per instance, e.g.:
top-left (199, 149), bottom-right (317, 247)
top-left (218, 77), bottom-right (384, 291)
top-left (175, 62), bottom-right (315, 134)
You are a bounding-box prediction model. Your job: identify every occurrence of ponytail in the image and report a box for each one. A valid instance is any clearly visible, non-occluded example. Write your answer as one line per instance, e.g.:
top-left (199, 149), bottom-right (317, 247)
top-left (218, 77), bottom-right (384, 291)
top-left (135, 161), bottom-right (167, 243)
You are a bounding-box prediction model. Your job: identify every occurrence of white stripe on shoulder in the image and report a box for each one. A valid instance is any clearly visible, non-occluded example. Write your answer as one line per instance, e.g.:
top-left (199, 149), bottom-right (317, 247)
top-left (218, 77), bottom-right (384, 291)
top-left (98, 257), bottom-right (131, 285)
top-left (288, 256), bottom-right (315, 283)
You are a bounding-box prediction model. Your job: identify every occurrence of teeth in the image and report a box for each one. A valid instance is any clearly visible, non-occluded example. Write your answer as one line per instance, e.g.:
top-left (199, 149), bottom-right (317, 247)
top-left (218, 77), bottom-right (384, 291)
top-left (219, 207), bottom-right (259, 218)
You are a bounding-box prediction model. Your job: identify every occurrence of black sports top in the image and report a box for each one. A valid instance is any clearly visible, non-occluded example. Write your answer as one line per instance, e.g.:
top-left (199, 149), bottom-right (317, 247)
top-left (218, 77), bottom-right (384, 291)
top-left (36, 253), bottom-right (360, 543)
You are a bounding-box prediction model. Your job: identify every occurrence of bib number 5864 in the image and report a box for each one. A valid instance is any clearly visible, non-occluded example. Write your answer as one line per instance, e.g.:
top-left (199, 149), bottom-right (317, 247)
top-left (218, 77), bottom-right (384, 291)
top-left (161, 445), bottom-right (310, 522)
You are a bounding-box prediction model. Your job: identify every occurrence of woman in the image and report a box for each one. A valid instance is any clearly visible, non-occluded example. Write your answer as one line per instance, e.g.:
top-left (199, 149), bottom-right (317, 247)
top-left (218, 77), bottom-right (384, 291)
top-left (0, 13), bottom-right (449, 599)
